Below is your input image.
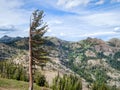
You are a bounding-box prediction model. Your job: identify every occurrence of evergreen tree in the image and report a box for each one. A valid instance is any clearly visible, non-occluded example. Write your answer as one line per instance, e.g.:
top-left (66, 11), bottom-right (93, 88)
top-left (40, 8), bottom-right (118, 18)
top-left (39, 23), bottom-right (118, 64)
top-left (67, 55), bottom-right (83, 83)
top-left (0, 61), bottom-right (28, 81)
top-left (52, 74), bottom-right (82, 90)
top-left (29, 10), bottom-right (48, 90)
top-left (92, 82), bottom-right (110, 90)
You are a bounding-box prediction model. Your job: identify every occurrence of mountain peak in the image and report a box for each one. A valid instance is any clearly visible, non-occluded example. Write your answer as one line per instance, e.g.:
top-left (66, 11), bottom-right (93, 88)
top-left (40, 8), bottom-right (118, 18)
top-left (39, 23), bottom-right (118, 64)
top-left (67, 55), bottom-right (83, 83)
top-left (0, 35), bottom-right (22, 43)
top-left (1, 35), bottom-right (11, 39)
top-left (86, 37), bottom-right (105, 44)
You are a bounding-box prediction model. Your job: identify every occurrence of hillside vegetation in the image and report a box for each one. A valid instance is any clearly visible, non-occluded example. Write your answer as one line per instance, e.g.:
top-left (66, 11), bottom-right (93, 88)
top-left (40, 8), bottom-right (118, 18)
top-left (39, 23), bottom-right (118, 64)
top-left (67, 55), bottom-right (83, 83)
top-left (0, 35), bottom-right (120, 89)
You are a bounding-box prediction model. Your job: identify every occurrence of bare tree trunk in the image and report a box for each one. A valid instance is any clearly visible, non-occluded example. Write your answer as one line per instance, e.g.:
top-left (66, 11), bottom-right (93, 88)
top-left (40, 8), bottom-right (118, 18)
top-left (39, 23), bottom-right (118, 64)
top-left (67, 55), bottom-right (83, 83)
top-left (29, 27), bottom-right (33, 90)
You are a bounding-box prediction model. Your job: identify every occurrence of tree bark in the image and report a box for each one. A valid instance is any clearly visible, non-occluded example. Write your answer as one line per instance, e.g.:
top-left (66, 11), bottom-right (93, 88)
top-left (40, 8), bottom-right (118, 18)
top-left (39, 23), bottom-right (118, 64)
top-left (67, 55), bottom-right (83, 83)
top-left (29, 26), bottom-right (33, 90)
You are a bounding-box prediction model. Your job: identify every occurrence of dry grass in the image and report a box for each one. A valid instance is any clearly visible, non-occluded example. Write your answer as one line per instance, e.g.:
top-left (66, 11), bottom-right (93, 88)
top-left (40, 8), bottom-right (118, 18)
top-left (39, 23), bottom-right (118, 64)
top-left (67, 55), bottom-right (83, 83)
top-left (0, 78), bottom-right (41, 90)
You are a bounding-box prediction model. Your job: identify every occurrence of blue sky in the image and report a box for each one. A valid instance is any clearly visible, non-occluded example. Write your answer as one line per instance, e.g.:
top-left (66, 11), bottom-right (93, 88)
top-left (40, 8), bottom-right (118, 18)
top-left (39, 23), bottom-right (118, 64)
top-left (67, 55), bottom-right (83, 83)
top-left (0, 0), bottom-right (120, 41)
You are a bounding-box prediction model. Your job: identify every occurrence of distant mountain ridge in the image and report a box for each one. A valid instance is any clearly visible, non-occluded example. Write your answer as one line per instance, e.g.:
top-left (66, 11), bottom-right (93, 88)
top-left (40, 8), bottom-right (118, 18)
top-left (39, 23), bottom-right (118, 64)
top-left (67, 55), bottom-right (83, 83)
top-left (0, 35), bottom-right (120, 89)
top-left (0, 35), bottom-right (22, 43)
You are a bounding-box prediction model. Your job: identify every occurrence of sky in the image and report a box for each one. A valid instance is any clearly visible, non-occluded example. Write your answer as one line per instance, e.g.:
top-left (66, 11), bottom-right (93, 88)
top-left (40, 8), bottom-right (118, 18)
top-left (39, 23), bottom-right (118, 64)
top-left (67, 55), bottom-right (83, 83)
top-left (0, 0), bottom-right (120, 41)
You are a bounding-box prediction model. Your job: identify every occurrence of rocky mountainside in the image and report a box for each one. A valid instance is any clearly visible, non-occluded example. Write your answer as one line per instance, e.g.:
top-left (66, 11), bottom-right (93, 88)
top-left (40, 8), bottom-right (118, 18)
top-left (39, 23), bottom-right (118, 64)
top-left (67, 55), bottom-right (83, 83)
top-left (0, 35), bottom-right (120, 89)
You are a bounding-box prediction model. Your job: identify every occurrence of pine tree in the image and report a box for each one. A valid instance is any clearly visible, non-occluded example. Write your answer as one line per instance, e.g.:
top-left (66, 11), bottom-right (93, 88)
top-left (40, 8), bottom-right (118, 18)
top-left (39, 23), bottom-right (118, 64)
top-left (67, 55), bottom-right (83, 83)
top-left (52, 74), bottom-right (82, 90)
top-left (29, 10), bottom-right (48, 90)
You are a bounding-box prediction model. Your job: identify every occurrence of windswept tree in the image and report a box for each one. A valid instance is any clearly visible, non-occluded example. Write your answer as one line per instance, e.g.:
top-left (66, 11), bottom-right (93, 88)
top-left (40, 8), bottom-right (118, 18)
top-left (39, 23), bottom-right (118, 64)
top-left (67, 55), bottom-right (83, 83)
top-left (29, 10), bottom-right (48, 90)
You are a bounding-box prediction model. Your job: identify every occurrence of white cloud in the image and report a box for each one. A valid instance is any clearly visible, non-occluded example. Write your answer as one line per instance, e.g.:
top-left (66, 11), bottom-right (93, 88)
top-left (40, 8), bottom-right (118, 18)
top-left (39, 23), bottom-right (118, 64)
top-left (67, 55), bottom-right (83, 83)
top-left (82, 12), bottom-right (120, 26)
top-left (0, 0), bottom-right (31, 36)
top-left (57, 0), bottom-right (67, 6)
top-left (0, 0), bottom-right (120, 41)
top-left (0, 0), bottom-right (23, 9)
top-left (95, 0), bottom-right (105, 5)
top-left (77, 31), bottom-right (117, 37)
top-left (57, 0), bottom-right (91, 9)
top-left (64, 31), bottom-right (120, 41)
top-left (111, 0), bottom-right (120, 3)
top-left (45, 9), bottom-right (120, 41)
top-left (60, 32), bottom-right (66, 36)
top-left (114, 27), bottom-right (120, 32)
top-left (48, 20), bottom-right (63, 25)
top-left (0, 0), bottom-right (31, 26)
top-left (114, 27), bottom-right (120, 30)
top-left (47, 29), bottom-right (52, 32)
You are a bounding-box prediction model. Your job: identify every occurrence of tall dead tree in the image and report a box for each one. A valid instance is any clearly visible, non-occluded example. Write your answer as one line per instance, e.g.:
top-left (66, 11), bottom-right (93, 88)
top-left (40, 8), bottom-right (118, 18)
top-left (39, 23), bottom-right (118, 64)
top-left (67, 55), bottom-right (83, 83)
top-left (29, 10), bottom-right (48, 90)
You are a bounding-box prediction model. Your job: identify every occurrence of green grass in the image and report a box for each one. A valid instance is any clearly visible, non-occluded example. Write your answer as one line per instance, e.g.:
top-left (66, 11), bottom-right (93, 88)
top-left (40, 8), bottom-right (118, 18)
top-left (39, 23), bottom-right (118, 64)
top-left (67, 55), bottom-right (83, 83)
top-left (0, 78), bottom-right (41, 90)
